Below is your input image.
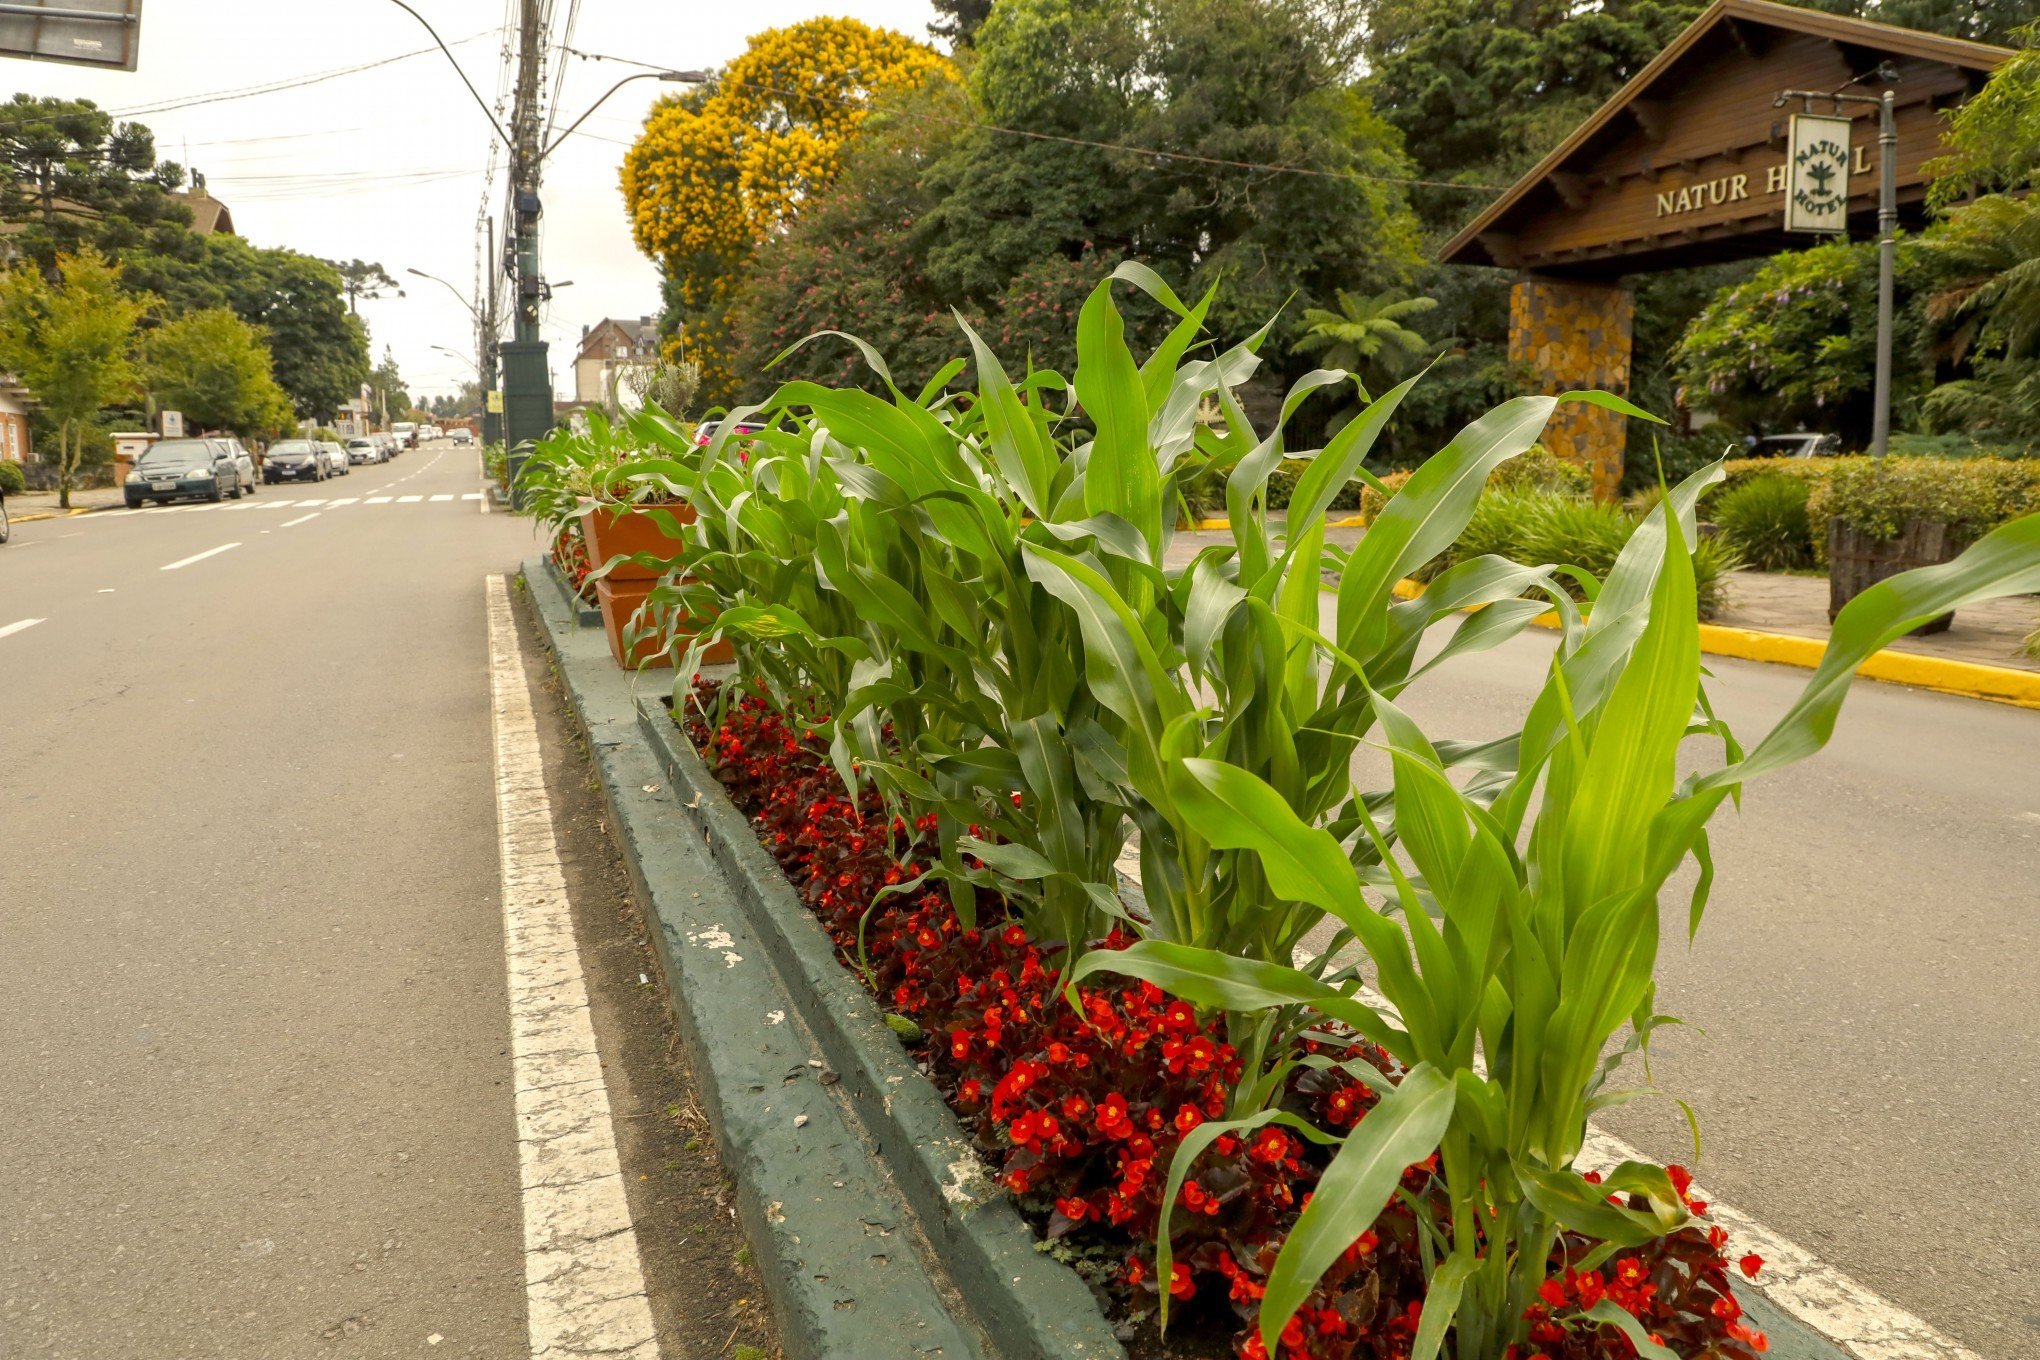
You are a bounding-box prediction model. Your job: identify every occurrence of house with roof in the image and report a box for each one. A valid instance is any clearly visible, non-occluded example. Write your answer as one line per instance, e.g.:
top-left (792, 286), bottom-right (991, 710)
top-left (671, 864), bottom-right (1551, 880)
top-left (572, 317), bottom-right (660, 409)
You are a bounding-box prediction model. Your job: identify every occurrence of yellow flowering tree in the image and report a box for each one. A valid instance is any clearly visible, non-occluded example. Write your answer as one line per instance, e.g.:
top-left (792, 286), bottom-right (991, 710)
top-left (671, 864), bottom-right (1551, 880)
top-left (621, 19), bottom-right (957, 400)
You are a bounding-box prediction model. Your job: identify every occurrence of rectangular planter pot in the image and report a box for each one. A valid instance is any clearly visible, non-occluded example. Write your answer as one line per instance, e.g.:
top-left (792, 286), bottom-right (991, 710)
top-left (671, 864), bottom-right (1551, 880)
top-left (1827, 517), bottom-right (1964, 633)
top-left (544, 556), bottom-right (602, 628)
top-left (581, 501), bottom-right (695, 582)
top-left (594, 576), bottom-right (734, 671)
top-left (635, 695), bottom-right (1127, 1360)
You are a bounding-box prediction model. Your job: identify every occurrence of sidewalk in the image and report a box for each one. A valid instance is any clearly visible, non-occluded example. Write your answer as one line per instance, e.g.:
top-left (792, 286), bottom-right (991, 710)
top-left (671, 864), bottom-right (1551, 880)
top-left (1715, 568), bottom-right (2038, 674)
top-left (6, 485), bottom-right (128, 520)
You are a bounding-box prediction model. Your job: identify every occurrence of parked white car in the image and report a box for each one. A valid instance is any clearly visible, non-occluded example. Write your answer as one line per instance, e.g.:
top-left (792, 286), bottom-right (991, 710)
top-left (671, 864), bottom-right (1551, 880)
top-left (345, 437), bottom-right (381, 465)
top-left (318, 441), bottom-right (350, 477)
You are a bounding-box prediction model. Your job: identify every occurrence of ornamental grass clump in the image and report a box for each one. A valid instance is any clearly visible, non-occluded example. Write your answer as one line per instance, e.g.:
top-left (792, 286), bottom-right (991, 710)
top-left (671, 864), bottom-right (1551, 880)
top-left (1711, 475), bottom-right (1813, 571)
top-left (574, 263), bottom-right (2040, 1360)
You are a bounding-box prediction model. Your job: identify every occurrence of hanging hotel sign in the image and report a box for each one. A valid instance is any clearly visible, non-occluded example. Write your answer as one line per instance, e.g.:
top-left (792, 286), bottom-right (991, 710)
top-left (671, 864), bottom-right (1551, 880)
top-left (1785, 114), bottom-right (1853, 233)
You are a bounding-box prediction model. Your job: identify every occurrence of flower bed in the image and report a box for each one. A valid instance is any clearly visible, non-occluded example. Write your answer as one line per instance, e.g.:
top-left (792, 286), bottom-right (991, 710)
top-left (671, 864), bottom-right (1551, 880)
top-left (549, 524), bottom-right (595, 603)
top-left (683, 683), bottom-right (1771, 1360)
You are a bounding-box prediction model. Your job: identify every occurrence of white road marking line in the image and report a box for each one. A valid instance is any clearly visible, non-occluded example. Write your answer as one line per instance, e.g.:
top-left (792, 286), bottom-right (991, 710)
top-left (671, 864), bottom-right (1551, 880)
top-left (430, 493), bottom-right (453, 501)
top-left (398, 494), bottom-right (423, 503)
top-left (327, 497), bottom-right (359, 507)
top-left (463, 492), bottom-right (483, 500)
top-left (0, 617), bottom-right (45, 640)
top-left (367, 496), bottom-right (393, 504)
top-left (161, 542), bottom-right (240, 571)
top-left (296, 497), bottom-right (326, 506)
top-left (280, 513), bottom-right (321, 528)
top-left (484, 576), bottom-right (662, 1360)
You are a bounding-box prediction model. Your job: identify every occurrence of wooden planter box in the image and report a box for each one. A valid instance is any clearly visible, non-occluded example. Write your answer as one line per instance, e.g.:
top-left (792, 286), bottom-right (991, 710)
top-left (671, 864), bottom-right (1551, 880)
top-left (1827, 517), bottom-right (1965, 634)
top-left (581, 502), bottom-right (696, 582)
top-left (595, 576), bottom-right (733, 670)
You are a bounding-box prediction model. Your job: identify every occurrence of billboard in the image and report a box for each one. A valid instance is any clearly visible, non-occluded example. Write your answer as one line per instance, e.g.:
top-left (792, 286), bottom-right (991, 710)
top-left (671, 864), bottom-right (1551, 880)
top-left (0, 1), bottom-right (143, 72)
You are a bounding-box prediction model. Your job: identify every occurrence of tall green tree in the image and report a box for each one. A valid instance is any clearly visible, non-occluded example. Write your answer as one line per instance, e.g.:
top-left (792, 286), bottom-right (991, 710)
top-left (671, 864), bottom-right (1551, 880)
top-left (366, 347), bottom-right (409, 425)
top-left (334, 259), bottom-right (404, 313)
top-left (0, 249), bottom-right (149, 507)
top-left (144, 307), bottom-right (294, 438)
top-left (0, 95), bottom-right (189, 274)
top-left (125, 237), bottom-right (370, 421)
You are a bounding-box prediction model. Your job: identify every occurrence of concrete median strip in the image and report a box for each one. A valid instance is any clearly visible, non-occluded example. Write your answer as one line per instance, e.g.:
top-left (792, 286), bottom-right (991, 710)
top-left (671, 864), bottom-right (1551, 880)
top-left (485, 575), bottom-right (662, 1360)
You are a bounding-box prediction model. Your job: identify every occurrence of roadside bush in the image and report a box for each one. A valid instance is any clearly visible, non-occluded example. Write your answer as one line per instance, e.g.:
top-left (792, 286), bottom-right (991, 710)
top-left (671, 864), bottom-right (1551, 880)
top-left (1355, 468), bottom-right (1414, 524)
top-left (1713, 475), bottom-right (1814, 571)
top-left (1489, 442), bottom-right (1592, 496)
top-left (1712, 455), bottom-right (1849, 497)
top-left (0, 460), bottom-right (25, 495)
top-left (1430, 490), bottom-right (1735, 617)
top-left (1807, 456), bottom-right (2040, 545)
top-left (1622, 431), bottom-right (1740, 495)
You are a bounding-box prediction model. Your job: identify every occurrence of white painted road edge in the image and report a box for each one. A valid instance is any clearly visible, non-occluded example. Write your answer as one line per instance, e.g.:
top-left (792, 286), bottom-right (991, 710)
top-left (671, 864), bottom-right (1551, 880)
top-left (485, 574), bottom-right (662, 1360)
top-left (0, 617), bottom-right (45, 640)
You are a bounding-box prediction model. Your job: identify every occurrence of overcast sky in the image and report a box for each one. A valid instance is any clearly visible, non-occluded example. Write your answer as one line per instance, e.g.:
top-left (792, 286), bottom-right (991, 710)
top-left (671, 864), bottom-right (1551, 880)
top-left (5, 0), bottom-right (940, 401)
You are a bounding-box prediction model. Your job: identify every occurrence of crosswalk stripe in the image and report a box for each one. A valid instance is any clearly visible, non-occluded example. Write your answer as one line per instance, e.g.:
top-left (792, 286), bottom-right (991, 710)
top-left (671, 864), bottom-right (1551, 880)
top-left (367, 496), bottom-right (392, 504)
top-left (327, 497), bottom-right (359, 506)
top-left (398, 494), bottom-right (422, 503)
top-left (430, 494), bottom-right (453, 502)
top-left (463, 492), bottom-right (483, 500)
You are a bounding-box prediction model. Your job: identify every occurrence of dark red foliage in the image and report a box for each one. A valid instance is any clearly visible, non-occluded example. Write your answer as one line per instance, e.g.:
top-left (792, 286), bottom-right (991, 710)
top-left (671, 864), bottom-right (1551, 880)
top-left (684, 681), bottom-right (1769, 1360)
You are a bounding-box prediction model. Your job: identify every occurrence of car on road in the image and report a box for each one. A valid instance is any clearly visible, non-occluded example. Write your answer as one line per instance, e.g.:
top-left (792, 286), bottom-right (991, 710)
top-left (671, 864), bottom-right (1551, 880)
top-left (345, 437), bottom-right (382, 465)
top-left (218, 436), bottom-right (259, 496)
top-left (126, 437), bottom-right (246, 506)
top-left (393, 421), bottom-right (418, 449)
top-left (318, 441), bottom-right (350, 477)
top-left (264, 440), bottom-right (326, 483)
top-left (1747, 432), bottom-right (1845, 458)
top-left (449, 427), bottom-right (473, 446)
top-left (379, 433), bottom-right (401, 459)
top-left (421, 424), bottom-right (441, 442)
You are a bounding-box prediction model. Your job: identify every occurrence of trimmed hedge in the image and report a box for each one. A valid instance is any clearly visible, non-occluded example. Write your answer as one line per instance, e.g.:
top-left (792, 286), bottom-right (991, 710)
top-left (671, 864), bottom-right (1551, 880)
top-left (0, 460), bottom-right (25, 496)
top-left (1806, 456), bottom-right (2040, 547)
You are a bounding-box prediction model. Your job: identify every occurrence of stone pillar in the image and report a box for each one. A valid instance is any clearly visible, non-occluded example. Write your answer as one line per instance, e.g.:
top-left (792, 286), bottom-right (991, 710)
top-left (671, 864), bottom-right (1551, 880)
top-left (1508, 276), bottom-right (1634, 501)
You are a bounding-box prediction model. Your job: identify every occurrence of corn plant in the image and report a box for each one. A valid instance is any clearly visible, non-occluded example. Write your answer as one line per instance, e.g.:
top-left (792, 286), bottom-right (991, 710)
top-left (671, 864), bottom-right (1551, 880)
top-left (1067, 479), bottom-right (2040, 1355)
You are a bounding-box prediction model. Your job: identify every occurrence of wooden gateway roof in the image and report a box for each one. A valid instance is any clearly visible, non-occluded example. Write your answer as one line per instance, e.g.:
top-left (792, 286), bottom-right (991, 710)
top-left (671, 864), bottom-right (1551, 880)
top-left (1437, 0), bottom-right (2010, 278)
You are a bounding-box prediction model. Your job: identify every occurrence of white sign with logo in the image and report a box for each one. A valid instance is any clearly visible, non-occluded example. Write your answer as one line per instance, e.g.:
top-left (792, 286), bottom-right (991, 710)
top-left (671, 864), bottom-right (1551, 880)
top-left (159, 409), bottom-right (184, 438)
top-left (1785, 114), bottom-right (1853, 234)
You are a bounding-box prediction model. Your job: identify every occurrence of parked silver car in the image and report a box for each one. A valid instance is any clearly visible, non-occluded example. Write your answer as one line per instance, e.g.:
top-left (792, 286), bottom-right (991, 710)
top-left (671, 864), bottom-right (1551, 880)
top-left (318, 441), bottom-right (350, 477)
top-left (345, 437), bottom-right (382, 465)
top-left (217, 436), bottom-right (259, 495)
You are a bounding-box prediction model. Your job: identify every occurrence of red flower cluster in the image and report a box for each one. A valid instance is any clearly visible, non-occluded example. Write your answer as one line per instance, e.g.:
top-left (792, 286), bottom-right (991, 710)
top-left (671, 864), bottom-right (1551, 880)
top-left (684, 681), bottom-right (1770, 1360)
top-left (550, 526), bottom-right (594, 602)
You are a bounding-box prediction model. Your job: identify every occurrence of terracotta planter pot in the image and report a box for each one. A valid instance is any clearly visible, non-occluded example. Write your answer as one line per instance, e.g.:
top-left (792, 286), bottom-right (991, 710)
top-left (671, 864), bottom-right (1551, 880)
top-left (595, 576), bottom-right (733, 670)
top-left (1826, 517), bottom-right (1965, 635)
top-left (582, 501), bottom-right (696, 582)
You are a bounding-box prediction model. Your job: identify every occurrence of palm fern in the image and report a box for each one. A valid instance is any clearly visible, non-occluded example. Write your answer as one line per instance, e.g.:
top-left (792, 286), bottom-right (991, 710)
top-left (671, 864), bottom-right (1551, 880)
top-left (1290, 289), bottom-right (1439, 402)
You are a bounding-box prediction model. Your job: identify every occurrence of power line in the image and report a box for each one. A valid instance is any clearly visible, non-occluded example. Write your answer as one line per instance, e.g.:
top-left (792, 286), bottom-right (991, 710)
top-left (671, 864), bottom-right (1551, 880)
top-left (562, 46), bottom-right (1507, 196)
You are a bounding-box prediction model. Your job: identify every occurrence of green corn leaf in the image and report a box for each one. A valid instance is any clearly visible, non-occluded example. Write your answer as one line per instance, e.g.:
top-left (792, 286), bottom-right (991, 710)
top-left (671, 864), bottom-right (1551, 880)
top-left (1076, 278), bottom-right (1161, 550)
top-left (1410, 1250), bottom-right (1478, 1360)
top-left (1284, 372), bottom-right (1420, 532)
top-left (1515, 1161), bottom-right (1678, 1247)
top-left (1261, 1064), bottom-right (1455, 1355)
top-left (1581, 1300), bottom-right (1681, 1360)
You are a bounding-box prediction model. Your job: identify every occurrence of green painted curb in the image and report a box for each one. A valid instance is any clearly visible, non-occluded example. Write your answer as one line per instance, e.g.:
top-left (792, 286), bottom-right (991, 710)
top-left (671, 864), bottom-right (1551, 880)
top-left (525, 561), bottom-right (992, 1360)
top-left (635, 697), bottom-right (1126, 1360)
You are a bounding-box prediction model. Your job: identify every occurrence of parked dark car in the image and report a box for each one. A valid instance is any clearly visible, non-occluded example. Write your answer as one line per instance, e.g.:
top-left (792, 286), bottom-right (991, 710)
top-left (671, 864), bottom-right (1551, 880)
top-left (264, 439), bottom-right (328, 484)
top-left (126, 438), bottom-right (246, 506)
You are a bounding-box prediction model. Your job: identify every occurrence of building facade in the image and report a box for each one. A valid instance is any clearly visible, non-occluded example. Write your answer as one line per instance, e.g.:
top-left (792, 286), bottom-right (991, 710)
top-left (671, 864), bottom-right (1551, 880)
top-left (573, 318), bottom-right (659, 409)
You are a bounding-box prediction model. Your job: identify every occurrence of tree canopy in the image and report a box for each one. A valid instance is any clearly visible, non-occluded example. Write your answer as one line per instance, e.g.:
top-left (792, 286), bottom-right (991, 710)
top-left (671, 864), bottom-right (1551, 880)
top-left (144, 307), bottom-right (296, 437)
top-left (0, 94), bottom-right (189, 272)
top-left (0, 249), bottom-right (149, 503)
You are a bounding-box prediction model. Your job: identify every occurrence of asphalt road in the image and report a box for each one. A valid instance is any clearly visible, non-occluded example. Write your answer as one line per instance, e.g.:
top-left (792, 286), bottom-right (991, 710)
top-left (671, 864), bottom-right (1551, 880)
top-left (0, 449), bottom-right (539, 1358)
top-left (1361, 610), bottom-right (2040, 1357)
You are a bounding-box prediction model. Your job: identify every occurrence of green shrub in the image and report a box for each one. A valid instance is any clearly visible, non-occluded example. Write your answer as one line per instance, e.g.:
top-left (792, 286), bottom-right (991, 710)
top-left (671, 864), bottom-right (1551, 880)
top-left (1713, 475), bottom-right (1814, 571)
top-left (1806, 455), bottom-right (2040, 544)
top-left (1488, 443), bottom-right (1591, 497)
top-left (1431, 490), bottom-right (1735, 617)
top-left (0, 459), bottom-right (25, 496)
top-left (1622, 431), bottom-right (1743, 495)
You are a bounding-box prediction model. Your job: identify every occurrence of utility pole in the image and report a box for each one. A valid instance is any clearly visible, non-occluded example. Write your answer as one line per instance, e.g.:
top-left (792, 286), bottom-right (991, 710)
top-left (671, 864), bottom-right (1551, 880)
top-left (500, 0), bottom-right (553, 460)
top-left (480, 213), bottom-right (503, 446)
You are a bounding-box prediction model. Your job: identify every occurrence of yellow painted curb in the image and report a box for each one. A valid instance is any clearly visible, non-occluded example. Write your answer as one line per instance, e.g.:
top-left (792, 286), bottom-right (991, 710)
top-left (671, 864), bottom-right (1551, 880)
top-left (1386, 577), bottom-right (2040, 711)
top-left (9, 506), bottom-right (95, 524)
